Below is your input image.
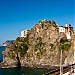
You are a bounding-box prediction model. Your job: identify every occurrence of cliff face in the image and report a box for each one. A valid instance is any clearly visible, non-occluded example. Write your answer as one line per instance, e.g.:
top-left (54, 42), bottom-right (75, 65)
top-left (2, 20), bottom-right (74, 67)
top-left (64, 32), bottom-right (75, 65)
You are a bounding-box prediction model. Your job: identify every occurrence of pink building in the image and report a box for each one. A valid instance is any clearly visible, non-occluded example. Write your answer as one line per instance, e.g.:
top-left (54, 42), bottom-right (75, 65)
top-left (59, 24), bottom-right (73, 39)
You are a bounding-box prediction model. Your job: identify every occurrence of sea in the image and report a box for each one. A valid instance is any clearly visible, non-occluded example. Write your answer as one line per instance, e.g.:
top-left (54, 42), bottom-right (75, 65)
top-left (0, 46), bottom-right (51, 75)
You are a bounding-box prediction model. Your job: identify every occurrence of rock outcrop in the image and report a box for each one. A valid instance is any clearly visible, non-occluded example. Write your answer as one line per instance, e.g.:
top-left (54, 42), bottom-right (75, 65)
top-left (64, 31), bottom-right (75, 65)
top-left (2, 20), bottom-right (74, 68)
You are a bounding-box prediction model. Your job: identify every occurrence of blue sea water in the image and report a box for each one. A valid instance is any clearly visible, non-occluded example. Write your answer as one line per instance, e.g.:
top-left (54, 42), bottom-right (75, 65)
top-left (0, 67), bottom-right (51, 75)
top-left (0, 46), bottom-right (6, 62)
top-left (0, 46), bottom-right (51, 75)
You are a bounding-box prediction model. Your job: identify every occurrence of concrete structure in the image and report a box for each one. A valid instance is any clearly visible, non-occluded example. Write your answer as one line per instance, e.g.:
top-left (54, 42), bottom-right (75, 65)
top-left (21, 30), bottom-right (27, 37)
top-left (59, 24), bottom-right (73, 39)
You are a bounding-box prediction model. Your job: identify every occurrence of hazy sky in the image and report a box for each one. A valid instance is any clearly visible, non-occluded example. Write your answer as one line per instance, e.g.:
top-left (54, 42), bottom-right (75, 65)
top-left (0, 0), bottom-right (74, 44)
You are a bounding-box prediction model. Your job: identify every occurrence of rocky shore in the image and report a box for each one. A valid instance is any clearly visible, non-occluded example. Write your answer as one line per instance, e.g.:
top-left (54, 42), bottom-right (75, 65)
top-left (0, 61), bottom-right (60, 69)
top-left (0, 62), bottom-right (17, 68)
top-left (0, 62), bottom-right (9, 68)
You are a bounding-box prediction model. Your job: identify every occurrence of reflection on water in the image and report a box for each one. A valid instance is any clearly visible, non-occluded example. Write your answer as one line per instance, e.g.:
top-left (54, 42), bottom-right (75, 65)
top-left (0, 67), bottom-right (50, 75)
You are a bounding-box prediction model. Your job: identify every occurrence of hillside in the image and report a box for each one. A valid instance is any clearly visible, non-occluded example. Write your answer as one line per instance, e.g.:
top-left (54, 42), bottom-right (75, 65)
top-left (2, 20), bottom-right (75, 68)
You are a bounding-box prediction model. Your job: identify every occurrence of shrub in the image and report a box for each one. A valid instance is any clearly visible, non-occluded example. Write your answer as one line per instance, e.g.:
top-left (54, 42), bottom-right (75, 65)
top-left (18, 43), bottom-right (28, 57)
top-left (59, 37), bottom-right (71, 51)
top-left (34, 37), bottom-right (44, 58)
top-left (51, 20), bottom-right (56, 25)
top-left (59, 44), bottom-right (71, 51)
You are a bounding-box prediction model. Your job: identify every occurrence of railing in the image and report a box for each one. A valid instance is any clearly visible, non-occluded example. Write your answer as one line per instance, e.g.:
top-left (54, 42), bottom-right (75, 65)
top-left (43, 64), bottom-right (75, 75)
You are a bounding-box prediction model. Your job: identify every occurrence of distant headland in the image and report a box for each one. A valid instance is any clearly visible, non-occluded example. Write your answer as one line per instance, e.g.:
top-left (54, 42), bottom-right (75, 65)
top-left (0, 40), bottom-right (15, 46)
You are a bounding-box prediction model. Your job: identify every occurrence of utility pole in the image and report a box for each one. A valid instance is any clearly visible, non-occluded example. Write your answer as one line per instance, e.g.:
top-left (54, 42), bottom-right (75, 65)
top-left (74, 35), bottom-right (75, 64)
top-left (73, 33), bottom-right (75, 73)
top-left (60, 49), bottom-right (63, 75)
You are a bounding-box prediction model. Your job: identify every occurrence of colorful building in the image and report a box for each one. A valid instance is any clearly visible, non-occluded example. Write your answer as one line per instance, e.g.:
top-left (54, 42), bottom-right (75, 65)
top-left (59, 24), bottom-right (73, 39)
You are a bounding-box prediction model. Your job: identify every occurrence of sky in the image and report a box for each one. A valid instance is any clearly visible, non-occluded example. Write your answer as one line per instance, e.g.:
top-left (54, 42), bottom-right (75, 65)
top-left (0, 0), bottom-right (74, 44)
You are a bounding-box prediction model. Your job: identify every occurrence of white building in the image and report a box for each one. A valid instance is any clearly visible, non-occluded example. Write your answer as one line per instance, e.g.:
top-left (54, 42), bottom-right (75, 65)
top-left (66, 32), bottom-right (71, 39)
top-left (59, 26), bottom-right (65, 33)
top-left (21, 30), bottom-right (27, 37)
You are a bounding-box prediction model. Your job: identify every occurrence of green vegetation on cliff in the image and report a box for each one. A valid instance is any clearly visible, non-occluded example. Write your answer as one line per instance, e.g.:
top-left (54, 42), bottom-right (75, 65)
top-left (59, 37), bottom-right (71, 51)
top-left (34, 37), bottom-right (45, 58)
top-left (3, 20), bottom-right (73, 67)
top-left (7, 33), bottom-right (29, 59)
top-left (15, 33), bottom-right (29, 57)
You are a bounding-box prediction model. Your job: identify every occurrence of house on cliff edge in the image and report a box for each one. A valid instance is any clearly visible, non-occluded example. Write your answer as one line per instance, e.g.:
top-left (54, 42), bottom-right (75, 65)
top-left (59, 24), bottom-right (73, 39)
top-left (21, 22), bottom-right (73, 40)
top-left (21, 30), bottom-right (30, 37)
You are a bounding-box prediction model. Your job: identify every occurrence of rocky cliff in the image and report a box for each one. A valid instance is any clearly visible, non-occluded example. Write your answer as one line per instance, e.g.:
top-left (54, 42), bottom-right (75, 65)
top-left (2, 20), bottom-right (75, 68)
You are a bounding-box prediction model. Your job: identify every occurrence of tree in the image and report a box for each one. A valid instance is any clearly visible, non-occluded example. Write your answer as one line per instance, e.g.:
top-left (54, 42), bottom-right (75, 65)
top-left (51, 20), bottom-right (56, 25)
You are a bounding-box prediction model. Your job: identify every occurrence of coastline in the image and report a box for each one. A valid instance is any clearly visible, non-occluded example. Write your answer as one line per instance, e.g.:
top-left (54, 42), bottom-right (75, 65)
top-left (0, 45), bottom-right (7, 47)
top-left (0, 62), bottom-right (59, 69)
top-left (0, 62), bottom-right (17, 68)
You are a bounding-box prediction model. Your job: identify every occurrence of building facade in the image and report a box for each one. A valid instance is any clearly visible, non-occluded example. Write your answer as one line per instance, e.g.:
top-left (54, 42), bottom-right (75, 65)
top-left (21, 30), bottom-right (27, 37)
top-left (59, 24), bottom-right (73, 39)
top-left (59, 26), bottom-right (65, 32)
